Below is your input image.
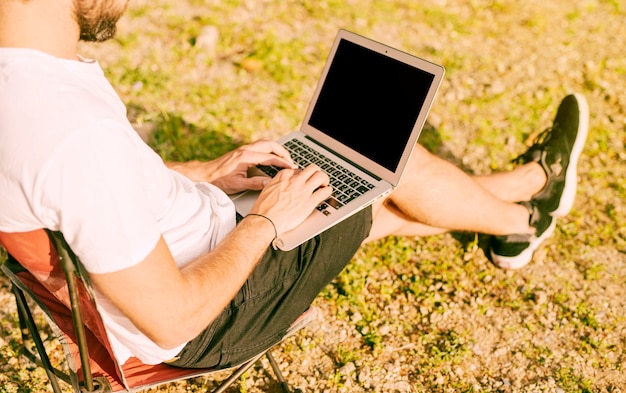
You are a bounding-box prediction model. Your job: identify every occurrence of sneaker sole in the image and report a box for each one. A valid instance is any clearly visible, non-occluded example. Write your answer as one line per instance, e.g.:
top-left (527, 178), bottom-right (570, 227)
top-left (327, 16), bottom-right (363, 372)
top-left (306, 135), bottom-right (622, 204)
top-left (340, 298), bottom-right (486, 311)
top-left (552, 93), bottom-right (589, 217)
top-left (490, 218), bottom-right (557, 270)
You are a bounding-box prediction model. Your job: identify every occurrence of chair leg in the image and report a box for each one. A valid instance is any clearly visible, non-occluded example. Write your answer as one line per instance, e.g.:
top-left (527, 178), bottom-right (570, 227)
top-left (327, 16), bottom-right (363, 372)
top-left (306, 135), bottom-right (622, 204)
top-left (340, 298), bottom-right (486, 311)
top-left (210, 349), bottom-right (296, 393)
top-left (211, 351), bottom-right (266, 393)
top-left (266, 350), bottom-right (292, 393)
top-left (12, 284), bottom-right (64, 393)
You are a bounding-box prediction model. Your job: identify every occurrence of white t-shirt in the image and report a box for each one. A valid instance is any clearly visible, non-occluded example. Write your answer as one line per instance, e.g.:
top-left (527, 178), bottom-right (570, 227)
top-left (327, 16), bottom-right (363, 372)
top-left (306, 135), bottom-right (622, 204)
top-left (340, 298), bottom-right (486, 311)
top-left (0, 48), bottom-right (237, 364)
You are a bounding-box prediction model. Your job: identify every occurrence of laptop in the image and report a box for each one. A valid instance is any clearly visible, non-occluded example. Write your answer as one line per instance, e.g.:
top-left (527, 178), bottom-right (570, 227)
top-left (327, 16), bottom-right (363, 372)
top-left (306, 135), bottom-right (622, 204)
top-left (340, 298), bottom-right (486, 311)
top-left (230, 29), bottom-right (444, 250)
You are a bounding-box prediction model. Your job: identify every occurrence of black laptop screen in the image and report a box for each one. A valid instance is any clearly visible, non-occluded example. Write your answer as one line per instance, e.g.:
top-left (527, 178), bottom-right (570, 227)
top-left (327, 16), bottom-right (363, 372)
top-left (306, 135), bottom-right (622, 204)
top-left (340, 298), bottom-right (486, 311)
top-left (308, 38), bottom-right (435, 173)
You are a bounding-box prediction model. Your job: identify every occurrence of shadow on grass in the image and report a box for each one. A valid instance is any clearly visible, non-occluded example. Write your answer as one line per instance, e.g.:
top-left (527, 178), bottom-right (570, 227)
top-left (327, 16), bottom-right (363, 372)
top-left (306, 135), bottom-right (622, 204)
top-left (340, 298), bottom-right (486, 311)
top-left (127, 105), bottom-right (243, 162)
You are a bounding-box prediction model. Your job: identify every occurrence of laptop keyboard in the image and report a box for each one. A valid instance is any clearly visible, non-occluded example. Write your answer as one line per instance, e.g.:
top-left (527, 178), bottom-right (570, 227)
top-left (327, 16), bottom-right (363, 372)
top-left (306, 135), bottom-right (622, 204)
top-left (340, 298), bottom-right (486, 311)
top-left (257, 138), bottom-right (375, 215)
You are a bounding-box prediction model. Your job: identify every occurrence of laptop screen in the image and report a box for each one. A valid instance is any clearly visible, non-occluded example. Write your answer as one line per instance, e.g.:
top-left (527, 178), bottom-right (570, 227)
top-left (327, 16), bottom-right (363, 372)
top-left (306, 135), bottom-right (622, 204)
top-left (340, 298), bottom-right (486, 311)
top-left (308, 38), bottom-right (436, 173)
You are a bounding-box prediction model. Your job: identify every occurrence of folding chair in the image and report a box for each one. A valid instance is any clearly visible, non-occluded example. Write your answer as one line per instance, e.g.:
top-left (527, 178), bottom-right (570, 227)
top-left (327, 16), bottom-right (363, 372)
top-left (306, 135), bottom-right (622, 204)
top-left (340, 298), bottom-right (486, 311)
top-left (0, 229), bottom-right (317, 393)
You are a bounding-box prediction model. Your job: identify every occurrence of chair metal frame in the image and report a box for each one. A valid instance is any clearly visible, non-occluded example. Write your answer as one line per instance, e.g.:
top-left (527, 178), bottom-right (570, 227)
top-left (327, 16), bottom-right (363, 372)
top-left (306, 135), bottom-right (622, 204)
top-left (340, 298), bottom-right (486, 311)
top-left (1, 230), bottom-right (315, 393)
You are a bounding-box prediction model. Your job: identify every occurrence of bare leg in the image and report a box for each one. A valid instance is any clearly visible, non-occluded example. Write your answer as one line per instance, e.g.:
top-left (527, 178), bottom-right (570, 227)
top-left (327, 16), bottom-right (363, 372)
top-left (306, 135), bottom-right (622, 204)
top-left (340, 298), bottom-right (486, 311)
top-left (365, 144), bottom-right (546, 243)
top-left (473, 164), bottom-right (546, 202)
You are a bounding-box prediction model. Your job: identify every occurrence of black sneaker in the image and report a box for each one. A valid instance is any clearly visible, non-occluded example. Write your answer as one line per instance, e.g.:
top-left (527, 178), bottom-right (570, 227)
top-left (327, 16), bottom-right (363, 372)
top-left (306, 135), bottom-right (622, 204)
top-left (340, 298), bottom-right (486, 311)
top-left (490, 94), bottom-right (589, 269)
top-left (512, 94), bottom-right (589, 217)
top-left (490, 201), bottom-right (556, 270)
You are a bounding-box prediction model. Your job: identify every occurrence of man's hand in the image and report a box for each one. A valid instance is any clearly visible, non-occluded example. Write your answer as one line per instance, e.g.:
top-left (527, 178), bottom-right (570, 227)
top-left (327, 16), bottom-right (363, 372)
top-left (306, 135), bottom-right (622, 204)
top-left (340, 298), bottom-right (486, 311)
top-left (250, 164), bottom-right (333, 235)
top-left (166, 140), bottom-right (296, 194)
top-left (166, 138), bottom-right (333, 234)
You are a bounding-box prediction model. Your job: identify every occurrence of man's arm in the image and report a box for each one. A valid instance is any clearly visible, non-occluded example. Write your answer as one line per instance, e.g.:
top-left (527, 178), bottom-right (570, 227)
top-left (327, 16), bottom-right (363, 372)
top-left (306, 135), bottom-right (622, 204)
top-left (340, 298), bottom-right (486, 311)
top-left (89, 214), bottom-right (275, 349)
top-left (165, 140), bottom-right (296, 194)
top-left (90, 164), bottom-right (332, 350)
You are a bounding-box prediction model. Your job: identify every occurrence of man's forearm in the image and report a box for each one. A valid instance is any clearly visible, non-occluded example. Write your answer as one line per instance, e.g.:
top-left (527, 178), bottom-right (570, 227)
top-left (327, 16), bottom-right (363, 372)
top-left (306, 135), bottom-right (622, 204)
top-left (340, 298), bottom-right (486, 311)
top-left (90, 214), bottom-right (276, 350)
top-left (172, 214), bottom-right (276, 344)
top-left (165, 160), bottom-right (211, 182)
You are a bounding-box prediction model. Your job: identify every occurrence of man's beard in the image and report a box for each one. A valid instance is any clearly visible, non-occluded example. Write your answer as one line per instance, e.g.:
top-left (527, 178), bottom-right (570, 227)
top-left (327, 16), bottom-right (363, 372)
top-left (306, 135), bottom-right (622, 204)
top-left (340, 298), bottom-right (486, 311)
top-left (74, 0), bottom-right (128, 42)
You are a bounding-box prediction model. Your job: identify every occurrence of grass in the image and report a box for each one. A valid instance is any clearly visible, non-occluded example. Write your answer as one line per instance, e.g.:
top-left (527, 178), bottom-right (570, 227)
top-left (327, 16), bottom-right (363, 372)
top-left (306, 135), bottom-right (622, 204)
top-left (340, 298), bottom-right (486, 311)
top-left (1, 0), bottom-right (626, 392)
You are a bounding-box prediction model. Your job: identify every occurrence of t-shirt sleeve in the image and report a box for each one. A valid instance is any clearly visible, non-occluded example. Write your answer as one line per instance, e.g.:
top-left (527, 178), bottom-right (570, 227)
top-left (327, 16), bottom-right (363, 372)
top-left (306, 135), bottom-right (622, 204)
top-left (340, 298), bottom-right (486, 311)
top-left (38, 121), bottom-right (163, 274)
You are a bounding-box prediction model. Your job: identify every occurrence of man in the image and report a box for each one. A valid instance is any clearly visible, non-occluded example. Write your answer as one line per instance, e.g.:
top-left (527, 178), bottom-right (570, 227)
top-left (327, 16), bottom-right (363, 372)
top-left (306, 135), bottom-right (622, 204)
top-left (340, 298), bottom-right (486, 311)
top-left (0, 0), bottom-right (588, 369)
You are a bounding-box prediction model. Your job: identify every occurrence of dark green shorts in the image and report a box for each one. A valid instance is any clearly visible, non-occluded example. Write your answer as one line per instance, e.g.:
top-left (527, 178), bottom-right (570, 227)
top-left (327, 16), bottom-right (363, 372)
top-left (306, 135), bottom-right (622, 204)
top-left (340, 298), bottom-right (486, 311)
top-left (169, 206), bottom-right (372, 369)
